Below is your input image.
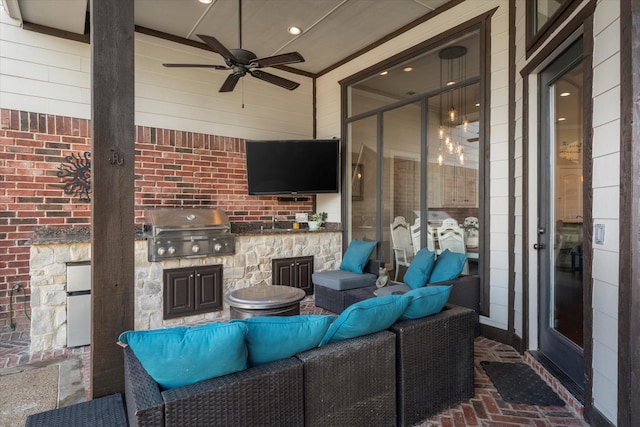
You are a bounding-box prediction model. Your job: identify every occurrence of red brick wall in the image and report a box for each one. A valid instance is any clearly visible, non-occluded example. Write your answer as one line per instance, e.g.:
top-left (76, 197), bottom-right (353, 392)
top-left (0, 108), bottom-right (314, 333)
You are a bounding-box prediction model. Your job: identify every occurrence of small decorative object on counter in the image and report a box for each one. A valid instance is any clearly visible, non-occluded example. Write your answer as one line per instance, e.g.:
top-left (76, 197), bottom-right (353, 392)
top-left (308, 212), bottom-right (328, 231)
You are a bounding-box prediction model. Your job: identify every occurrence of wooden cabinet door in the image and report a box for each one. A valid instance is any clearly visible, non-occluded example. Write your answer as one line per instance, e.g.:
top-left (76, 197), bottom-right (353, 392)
top-left (272, 256), bottom-right (314, 295)
top-left (163, 265), bottom-right (223, 319)
top-left (164, 267), bottom-right (196, 319)
top-left (272, 258), bottom-right (296, 286)
top-left (195, 265), bottom-right (223, 313)
top-left (294, 256), bottom-right (314, 295)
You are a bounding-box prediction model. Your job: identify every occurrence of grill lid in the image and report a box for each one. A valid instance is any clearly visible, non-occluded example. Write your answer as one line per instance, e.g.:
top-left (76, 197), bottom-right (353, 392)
top-left (144, 208), bottom-right (231, 235)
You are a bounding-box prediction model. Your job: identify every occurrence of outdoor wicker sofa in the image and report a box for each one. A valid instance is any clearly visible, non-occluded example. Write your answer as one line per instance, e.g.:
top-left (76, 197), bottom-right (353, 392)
top-left (123, 304), bottom-right (475, 427)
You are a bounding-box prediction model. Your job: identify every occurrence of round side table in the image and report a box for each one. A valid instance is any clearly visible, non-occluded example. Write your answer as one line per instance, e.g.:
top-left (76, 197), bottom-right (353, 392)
top-left (225, 285), bottom-right (306, 319)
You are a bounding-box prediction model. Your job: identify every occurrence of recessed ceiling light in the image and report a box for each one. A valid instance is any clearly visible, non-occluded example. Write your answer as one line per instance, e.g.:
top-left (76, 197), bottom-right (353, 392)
top-left (288, 26), bottom-right (302, 35)
top-left (446, 81), bottom-right (455, 86)
top-left (475, 102), bottom-right (480, 107)
top-left (380, 71), bottom-right (388, 76)
top-left (560, 92), bottom-right (571, 97)
top-left (403, 67), bottom-right (413, 72)
top-left (557, 117), bottom-right (567, 121)
top-left (198, 0), bottom-right (213, 4)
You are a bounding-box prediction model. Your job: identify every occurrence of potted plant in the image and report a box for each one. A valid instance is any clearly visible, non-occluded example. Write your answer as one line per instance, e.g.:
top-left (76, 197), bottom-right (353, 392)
top-left (308, 212), bottom-right (327, 230)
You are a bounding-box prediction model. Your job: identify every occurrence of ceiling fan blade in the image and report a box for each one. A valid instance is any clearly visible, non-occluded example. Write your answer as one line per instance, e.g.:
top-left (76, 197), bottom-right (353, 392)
top-left (250, 70), bottom-right (300, 91)
top-left (163, 63), bottom-right (229, 70)
top-left (251, 52), bottom-right (305, 68)
top-left (197, 34), bottom-right (239, 64)
top-left (220, 73), bottom-right (242, 92)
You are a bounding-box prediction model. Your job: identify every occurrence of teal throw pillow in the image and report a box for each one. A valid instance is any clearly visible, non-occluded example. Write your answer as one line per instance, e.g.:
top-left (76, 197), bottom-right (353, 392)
top-left (429, 249), bottom-right (467, 282)
top-left (400, 285), bottom-right (452, 320)
top-left (118, 322), bottom-right (248, 390)
top-left (340, 239), bottom-right (377, 274)
top-left (319, 295), bottom-right (409, 346)
top-left (403, 248), bottom-right (436, 289)
top-left (232, 315), bottom-right (336, 366)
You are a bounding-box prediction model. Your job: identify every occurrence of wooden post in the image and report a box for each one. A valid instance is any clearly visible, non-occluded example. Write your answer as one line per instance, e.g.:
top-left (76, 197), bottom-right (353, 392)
top-left (90, 0), bottom-right (135, 397)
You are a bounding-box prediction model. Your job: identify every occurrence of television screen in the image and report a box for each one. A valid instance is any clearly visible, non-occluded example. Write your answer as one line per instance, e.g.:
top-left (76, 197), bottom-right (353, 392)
top-left (246, 139), bottom-right (340, 195)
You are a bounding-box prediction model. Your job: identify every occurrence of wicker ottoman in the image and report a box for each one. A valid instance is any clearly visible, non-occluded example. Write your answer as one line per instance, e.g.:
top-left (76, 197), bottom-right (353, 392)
top-left (25, 393), bottom-right (128, 427)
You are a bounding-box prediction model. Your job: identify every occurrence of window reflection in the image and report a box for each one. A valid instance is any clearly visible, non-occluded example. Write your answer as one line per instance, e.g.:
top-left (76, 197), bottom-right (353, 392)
top-left (529, 0), bottom-right (570, 37)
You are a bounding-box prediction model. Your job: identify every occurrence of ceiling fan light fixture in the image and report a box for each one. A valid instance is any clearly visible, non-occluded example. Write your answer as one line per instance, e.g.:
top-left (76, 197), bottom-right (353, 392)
top-left (288, 26), bottom-right (302, 35)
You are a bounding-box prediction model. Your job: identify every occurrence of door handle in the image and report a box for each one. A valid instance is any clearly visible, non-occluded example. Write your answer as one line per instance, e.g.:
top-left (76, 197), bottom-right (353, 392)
top-left (533, 243), bottom-right (545, 250)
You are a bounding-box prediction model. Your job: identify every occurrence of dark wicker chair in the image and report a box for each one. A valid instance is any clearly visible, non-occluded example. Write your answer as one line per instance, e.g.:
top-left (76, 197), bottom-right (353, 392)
top-left (390, 304), bottom-right (475, 426)
top-left (296, 330), bottom-right (397, 427)
top-left (123, 346), bottom-right (304, 427)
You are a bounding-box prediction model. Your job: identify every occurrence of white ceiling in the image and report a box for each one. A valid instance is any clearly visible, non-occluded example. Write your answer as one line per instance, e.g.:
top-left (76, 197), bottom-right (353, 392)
top-left (12, 0), bottom-right (452, 75)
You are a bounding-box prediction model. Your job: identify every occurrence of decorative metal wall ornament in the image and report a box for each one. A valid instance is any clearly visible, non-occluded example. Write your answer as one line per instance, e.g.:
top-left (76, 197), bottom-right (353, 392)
top-left (57, 152), bottom-right (91, 202)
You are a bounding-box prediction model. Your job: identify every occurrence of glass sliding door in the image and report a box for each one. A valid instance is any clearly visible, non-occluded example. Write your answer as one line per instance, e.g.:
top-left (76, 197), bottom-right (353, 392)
top-left (537, 38), bottom-right (584, 389)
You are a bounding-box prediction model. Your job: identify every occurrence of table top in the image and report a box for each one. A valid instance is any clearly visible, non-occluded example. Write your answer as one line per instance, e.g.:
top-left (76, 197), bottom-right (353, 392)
top-left (225, 285), bottom-right (306, 309)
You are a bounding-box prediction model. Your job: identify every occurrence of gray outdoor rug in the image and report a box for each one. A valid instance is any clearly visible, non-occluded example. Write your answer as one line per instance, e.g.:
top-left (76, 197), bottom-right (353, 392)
top-left (480, 361), bottom-right (566, 406)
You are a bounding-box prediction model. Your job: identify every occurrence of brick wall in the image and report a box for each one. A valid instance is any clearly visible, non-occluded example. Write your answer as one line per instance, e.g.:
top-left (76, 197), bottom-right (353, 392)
top-left (0, 108), bottom-right (314, 334)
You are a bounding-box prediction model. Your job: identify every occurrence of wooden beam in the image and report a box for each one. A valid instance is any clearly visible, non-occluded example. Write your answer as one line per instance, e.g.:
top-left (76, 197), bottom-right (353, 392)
top-left (90, 0), bottom-right (135, 397)
top-left (618, 1), bottom-right (640, 425)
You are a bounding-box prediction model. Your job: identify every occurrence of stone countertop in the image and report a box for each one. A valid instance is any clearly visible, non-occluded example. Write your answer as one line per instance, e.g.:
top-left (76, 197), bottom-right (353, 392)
top-left (30, 222), bottom-right (342, 244)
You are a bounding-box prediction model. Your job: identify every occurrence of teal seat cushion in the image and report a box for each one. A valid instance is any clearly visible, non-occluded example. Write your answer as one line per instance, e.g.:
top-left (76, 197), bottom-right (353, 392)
top-left (319, 295), bottom-right (409, 345)
top-left (400, 285), bottom-right (452, 320)
top-left (403, 248), bottom-right (436, 289)
top-left (429, 249), bottom-right (467, 282)
top-left (118, 322), bottom-right (248, 390)
top-left (312, 269), bottom-right (377, 291)
top-left (340, 239), bottom-right (377, 274)
top-left (232, 315), bottom-right (336, 366)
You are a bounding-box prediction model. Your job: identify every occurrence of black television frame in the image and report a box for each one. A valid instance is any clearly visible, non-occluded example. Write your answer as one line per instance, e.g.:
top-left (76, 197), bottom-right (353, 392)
top-left (245, 139), bottom-right (340, 196)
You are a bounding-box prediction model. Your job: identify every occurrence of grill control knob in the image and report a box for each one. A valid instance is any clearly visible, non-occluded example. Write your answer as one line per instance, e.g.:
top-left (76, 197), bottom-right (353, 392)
top-left (214, 243), bottom-right (223, 252)
top-left (191, 244), bottom-right (200, 254)
top-left (157, 247), bottom-right (166, 256)
top-left (167, 246), bottom-right (176, 255)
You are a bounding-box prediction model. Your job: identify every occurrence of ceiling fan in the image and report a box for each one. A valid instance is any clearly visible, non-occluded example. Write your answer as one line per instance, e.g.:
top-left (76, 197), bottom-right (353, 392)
top-left (162, 0), bottom-right (305, 93)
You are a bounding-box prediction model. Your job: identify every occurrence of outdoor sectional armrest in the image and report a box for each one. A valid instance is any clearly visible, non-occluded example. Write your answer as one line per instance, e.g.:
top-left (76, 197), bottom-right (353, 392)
top-left (390, 304), bottom-right (475, 426)
top-left (123, 346), bottom-right (165, 427)
top-left (296, 330), bottom-right (397, 427)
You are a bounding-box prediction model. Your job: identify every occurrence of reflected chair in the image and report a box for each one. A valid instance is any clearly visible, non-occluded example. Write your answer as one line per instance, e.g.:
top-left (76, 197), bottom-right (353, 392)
top-left (437, 218), bottom-right (468, 274)
top-left (390, 216), bottom-right (414, 280)
top-left (411, 217), bottom-right (436, 253)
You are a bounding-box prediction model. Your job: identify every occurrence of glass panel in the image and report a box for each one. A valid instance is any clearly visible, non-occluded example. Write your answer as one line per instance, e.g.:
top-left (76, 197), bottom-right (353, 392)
top-left (383, 102), bottom-right (422, 277)
top-left (348, 30), bottom-right (480, 118)
top-left (551, 63), bottom-right (583, 348)
top-left (348, 116), bottom-right (378, 247)
top-left (426, 83), bottom-right (480, 272)
top-left (531, 0), bottom-right (569, 35)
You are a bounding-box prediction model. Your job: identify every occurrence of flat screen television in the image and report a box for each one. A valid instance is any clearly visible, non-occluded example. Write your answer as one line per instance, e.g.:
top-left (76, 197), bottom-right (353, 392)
top-left (246, 139), bottom-right (340, 195)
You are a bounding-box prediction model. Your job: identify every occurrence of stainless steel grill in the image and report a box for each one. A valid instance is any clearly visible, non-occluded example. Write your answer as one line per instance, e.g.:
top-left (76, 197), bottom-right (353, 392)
top-left (143, 208), bottom-right (235, 261)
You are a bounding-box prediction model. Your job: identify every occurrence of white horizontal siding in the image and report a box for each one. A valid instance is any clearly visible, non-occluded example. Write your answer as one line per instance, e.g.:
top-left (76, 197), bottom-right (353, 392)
top-left (590, 0), bottom-right (621, 423)
top-left (0, 11), bottom-right (313, 139)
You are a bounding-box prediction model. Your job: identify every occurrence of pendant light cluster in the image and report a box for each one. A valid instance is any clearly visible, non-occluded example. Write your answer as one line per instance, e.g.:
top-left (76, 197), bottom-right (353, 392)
top-left (437, 45), bottom-right (468, 166)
